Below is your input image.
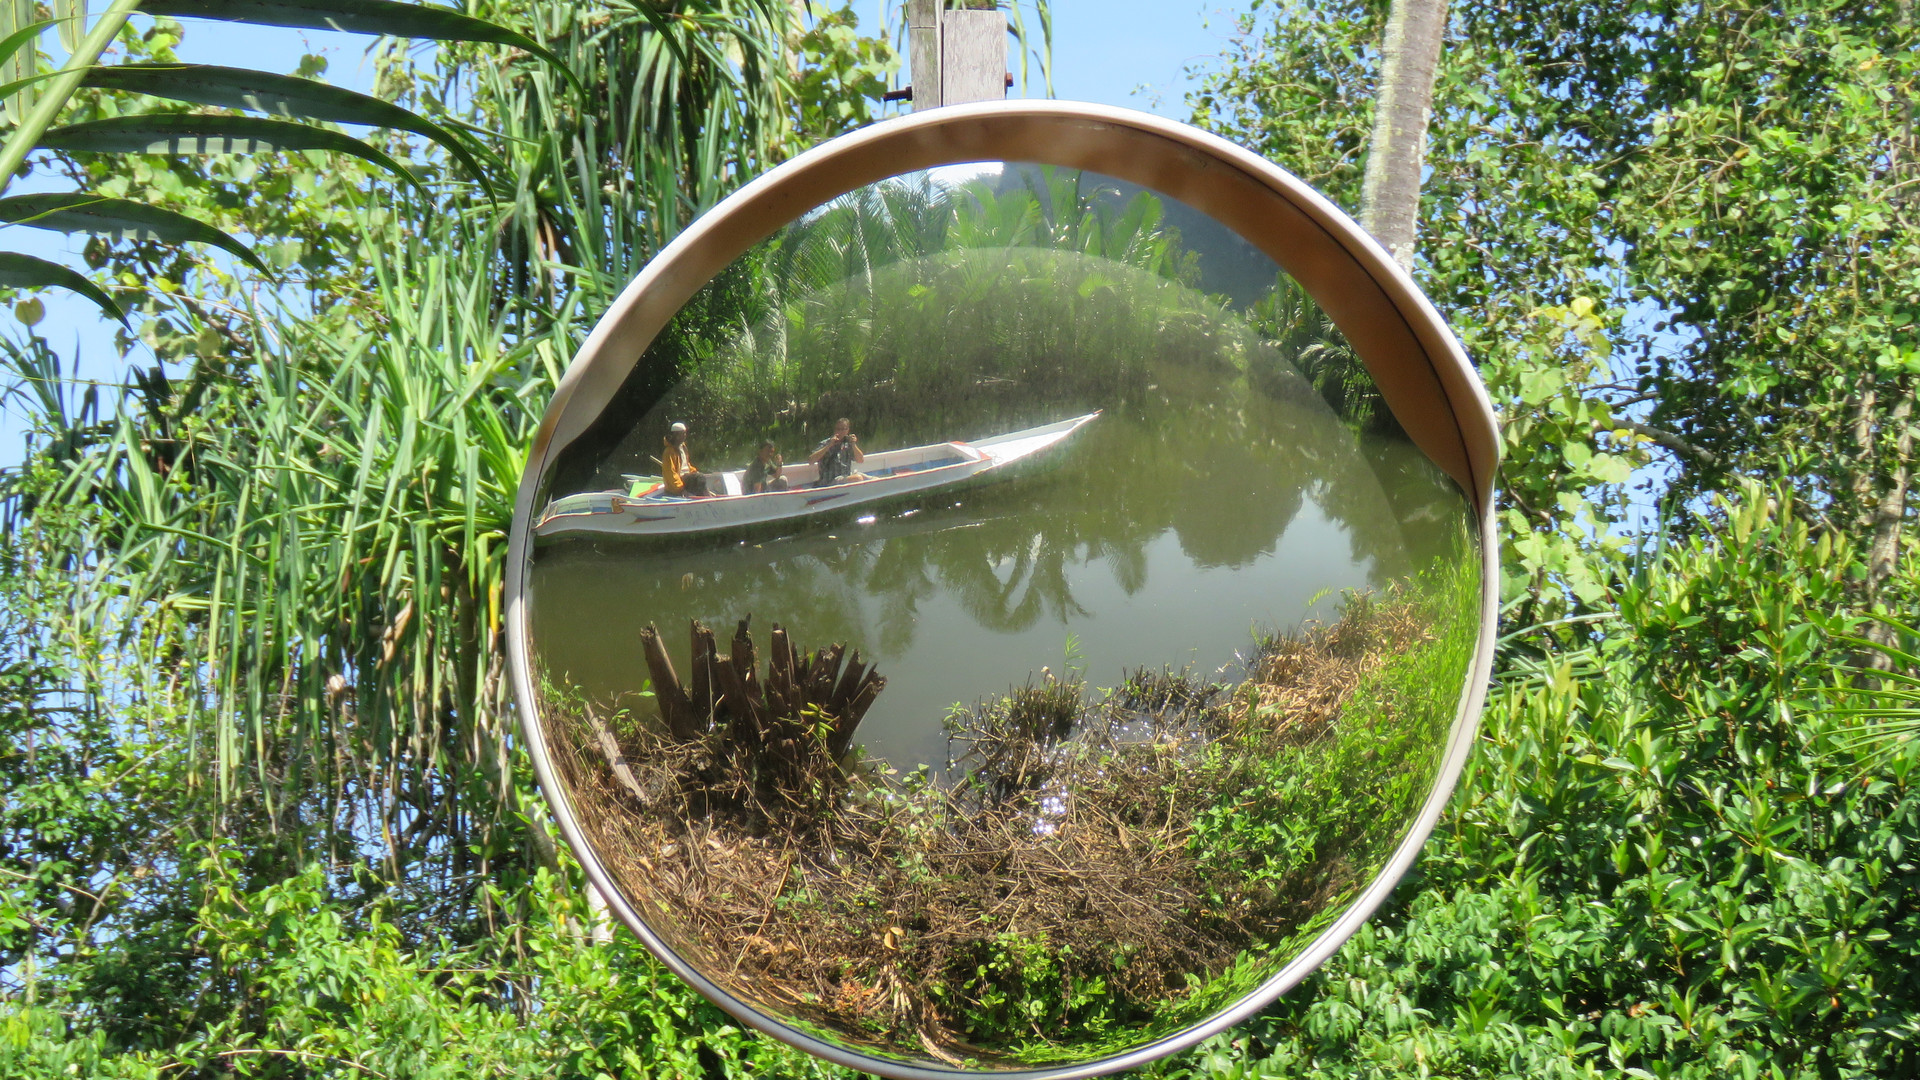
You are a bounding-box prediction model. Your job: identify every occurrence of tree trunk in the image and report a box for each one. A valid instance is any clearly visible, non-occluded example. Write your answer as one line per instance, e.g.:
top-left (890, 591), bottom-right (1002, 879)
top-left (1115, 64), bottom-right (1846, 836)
top-left (1860, 380), bottom-right (1915, 674)
top-left (1857, 0), bottom-right (1916, 672)
top-left (1852, 374), bottom-right (1879, 529)
top-left (1359, 0), bottom-right (1450, 270)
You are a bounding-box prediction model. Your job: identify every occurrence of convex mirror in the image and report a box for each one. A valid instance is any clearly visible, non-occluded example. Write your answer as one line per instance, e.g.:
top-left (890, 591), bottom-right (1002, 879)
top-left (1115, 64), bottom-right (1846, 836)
top-left (508, 102), bottom-right (1499, 1079)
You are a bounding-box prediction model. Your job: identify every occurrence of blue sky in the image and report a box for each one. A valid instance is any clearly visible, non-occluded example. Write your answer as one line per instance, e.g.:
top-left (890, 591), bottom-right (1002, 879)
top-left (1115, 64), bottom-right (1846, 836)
top-left (158, 2), bottom-right (1245, 111)
top-left (3, 3), bottom-right (1246, 463)
top-left (905, 1), bottom-right (1240, 117)
top-left (142, 2), bottom-right (1245, 108)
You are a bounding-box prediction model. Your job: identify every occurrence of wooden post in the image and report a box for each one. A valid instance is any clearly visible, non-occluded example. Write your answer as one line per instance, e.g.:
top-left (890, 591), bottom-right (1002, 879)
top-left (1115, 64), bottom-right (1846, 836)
top-left (908, 0), bottom-right (943, 111)
top-left (941, 8), bottom-right (1007, 106)
top-left (907, 1), bottom-right (1006, 112)
top-left (639, 624), bottom-right (697, 740)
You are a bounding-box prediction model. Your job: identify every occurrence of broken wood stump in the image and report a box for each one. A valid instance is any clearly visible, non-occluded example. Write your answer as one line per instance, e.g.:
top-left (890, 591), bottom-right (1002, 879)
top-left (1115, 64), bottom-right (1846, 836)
top-left (636, 616), bottom-right (886, 771)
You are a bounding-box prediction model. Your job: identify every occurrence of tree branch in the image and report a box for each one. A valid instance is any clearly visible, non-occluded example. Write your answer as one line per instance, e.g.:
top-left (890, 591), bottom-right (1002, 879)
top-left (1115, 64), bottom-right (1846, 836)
top-left (1606, 419), bottom-right (1718, 466)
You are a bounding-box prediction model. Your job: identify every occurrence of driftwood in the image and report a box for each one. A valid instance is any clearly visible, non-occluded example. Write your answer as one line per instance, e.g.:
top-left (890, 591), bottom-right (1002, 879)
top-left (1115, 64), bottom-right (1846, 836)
top-left (583, 706), bottom-right (650, 804)
top-left (636, 617), bottom-right (886, 772)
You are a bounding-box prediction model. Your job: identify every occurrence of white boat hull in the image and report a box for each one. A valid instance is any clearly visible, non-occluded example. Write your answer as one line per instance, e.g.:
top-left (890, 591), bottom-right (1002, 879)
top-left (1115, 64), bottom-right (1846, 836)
top-left (535, 412), bottom-right (1100, 539)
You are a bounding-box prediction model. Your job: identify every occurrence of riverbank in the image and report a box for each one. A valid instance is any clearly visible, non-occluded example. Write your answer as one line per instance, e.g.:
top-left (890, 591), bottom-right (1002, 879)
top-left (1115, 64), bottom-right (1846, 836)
top-left (540, 559), bottom-right (1478, 1066)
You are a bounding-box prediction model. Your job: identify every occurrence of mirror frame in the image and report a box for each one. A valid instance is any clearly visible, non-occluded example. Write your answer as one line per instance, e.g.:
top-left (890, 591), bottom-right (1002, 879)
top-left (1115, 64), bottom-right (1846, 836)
top-left (506, 100), bottom-right (1501, 1080)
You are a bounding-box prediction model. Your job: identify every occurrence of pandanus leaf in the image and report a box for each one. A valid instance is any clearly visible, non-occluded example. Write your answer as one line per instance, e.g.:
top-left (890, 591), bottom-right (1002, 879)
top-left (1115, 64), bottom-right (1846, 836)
top-left (52, 0), bottom-right (81, 52)
top-left (0, 251), bottom-right (125, 324)
top-left (0, 69), bottom-right (70, 104)
top-left (0, 1), bottom-right (38, 124)
top-left (0, 193), bottom-right (272, 274)
top-left (83, 64), bottom-right (493, 195)
top-left (39, 114), bottom-right (422, 190)
top-left (0, 14), bottom-right (48, 69)
top-left (141, 0), bottom-right (580, 89)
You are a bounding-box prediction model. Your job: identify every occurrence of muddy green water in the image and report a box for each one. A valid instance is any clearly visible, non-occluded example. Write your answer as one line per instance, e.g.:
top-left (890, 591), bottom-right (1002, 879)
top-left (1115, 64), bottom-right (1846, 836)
top-left (529, 381), bottom-right (1471, 773)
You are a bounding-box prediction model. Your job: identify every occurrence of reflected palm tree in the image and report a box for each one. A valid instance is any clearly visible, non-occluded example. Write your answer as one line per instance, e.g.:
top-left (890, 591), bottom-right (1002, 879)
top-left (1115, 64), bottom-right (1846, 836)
top-left (585, 181), bottom-right (1195, 481)
top-left (927, 523), bottom-right (1094, 634)
top-left (1246, 272), bottom-right (1399, 435)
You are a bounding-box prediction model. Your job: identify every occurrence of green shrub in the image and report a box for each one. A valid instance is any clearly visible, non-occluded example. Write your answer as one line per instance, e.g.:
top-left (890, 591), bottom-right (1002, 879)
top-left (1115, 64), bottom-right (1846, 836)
top-left (1153, 489), bottom-right (1920, 1079)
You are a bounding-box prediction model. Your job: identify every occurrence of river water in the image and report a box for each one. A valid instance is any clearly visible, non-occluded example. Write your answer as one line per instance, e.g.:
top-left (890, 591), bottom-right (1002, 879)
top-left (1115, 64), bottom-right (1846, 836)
top-left (528, 379), bottom-right (1469, 772)
top-left (531, 163), bottom-right (1478, 773)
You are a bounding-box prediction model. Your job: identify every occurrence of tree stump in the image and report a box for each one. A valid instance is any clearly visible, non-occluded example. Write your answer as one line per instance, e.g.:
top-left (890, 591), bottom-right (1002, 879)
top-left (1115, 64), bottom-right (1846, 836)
top-left (636, 616), bottom-right (886, 775)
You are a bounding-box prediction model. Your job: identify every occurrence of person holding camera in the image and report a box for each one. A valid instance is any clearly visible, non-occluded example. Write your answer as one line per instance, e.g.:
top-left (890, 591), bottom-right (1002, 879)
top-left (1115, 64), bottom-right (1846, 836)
top-left (808, 417), bottom-right (866, 486)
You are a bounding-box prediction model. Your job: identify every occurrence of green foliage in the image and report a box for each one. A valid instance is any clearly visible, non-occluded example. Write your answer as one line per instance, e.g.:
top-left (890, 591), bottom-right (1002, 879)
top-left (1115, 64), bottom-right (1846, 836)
top-left (952, 931), bottom-right (1124, 1045)
top-left (791, 6), bottom-right (901, 146)
top-left (3, 0), bottom-right (1917, 1077)
top-left (48, 16), bottom-right (388, 345)
top-left (1189, 566), bottom-right (1478, 911)
top-left (1488, 297), bottom-right (1648, 617)
top-left (0, 0), bottom-right (561, 321)
top-left (3, 849), bottom-right (846, 1078)
top-left (1581, 6), bottom-right (1920, 517)
top-left (1823, 616), bottom-right (1920, 760)
top-left (1146, 487), bottom-right (1920, 1079)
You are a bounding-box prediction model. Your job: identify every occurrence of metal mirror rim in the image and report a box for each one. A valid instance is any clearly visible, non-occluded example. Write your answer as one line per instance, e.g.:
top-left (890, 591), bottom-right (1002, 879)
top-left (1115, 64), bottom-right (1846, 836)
top-left (506, 100), bottom-right (1502, 1080)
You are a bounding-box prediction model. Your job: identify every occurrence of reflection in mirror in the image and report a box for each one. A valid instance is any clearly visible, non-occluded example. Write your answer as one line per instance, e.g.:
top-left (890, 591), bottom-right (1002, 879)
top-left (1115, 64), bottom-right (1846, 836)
top-left (526, 163), bottom-right (1482, 1070)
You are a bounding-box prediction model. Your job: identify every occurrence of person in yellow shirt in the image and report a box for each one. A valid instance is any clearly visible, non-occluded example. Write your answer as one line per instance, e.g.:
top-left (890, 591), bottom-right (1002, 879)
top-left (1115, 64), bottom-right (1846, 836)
top-left (661, 422), bottom-right (712, 497)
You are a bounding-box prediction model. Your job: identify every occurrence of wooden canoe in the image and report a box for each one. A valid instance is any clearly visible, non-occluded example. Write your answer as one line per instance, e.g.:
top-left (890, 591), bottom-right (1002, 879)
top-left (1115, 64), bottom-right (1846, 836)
top-left (535, 412), bottom-right (1100, 539)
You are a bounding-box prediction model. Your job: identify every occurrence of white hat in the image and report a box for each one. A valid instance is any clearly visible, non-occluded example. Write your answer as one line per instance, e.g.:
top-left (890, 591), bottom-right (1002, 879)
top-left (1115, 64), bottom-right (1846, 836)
top-left (669, 422), bottom-right (687, 433)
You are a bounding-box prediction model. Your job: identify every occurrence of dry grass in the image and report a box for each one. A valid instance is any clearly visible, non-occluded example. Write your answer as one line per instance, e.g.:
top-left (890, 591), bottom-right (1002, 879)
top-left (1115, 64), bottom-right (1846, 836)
top-left (1232, 592), bottom-right (1428, 739)
top-left (541, 592), bottom-right (1437, 1063)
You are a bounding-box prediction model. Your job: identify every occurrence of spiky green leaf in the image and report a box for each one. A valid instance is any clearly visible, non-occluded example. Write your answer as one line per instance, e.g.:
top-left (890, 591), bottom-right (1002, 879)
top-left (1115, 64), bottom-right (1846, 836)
top-left (0, 250), bottom-right (125, 323)
top-left (0, 192), bottom-right (271, 274)
top-left (140, 0), bottom-right (579, 88)
top-left (83, 64), bottom-right (492, 194)
top-left (0, 68), bottom-right (65, 103)
top-left (52, 0), bottom-right (81, 52)
top-left (0, 0), bottom-right (38, 124)
top-left (0, 13), bottom-right (48, 70)
top-left (39, 114), bottom-right (421, 190)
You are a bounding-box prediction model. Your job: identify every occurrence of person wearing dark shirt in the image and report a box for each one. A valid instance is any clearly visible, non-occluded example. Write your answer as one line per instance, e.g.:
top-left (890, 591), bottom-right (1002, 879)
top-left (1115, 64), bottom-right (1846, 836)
top-left (744, 440), bottom-right (789, 493)
top-left (808, 417), bottom-right (865, 487)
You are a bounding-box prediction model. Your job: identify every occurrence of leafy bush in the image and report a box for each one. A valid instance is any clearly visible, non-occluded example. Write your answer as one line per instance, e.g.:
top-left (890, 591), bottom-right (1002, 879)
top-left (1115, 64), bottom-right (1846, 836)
top-left (1151, 488), bottom-right (1920, 1079)
top-left (4, 844), bottom-right (845, 1079)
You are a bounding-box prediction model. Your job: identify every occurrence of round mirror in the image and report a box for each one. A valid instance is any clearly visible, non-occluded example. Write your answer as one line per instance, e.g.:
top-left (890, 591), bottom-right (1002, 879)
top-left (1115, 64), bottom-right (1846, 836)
top-left (507, 103), bottom-right (1498, 1078)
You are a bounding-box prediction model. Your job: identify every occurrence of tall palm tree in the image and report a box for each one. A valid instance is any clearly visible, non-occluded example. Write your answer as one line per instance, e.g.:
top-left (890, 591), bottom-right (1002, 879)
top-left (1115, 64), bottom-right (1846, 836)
top-left (1358, 0), bottom-right (1449, 269)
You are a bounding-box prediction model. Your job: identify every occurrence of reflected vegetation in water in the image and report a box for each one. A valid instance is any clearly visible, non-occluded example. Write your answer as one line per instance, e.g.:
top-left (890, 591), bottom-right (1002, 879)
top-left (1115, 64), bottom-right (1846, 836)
top-left (526, 162), bottom-right (1485, 1070)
